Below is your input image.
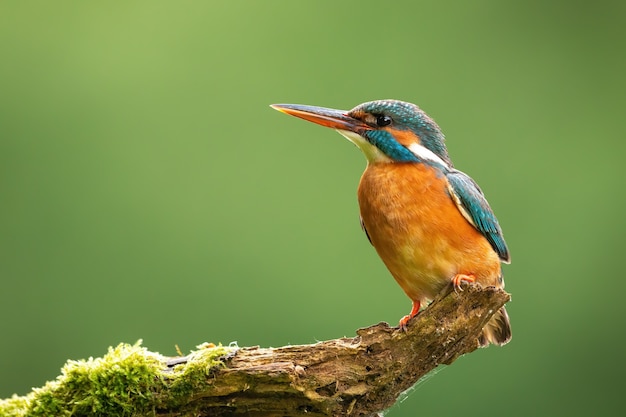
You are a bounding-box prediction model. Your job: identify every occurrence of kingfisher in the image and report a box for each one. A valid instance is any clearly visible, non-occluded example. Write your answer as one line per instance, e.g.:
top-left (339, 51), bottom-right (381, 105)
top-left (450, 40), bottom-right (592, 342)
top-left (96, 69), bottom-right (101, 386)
top-left (271, 99), bottom-right (511, 346)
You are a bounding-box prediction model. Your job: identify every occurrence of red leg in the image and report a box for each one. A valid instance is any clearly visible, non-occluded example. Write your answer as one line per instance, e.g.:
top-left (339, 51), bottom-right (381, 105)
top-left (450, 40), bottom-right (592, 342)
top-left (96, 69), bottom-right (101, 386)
top-left (398, 300), bottom-right (421, 331)
top-left (452, 273), bottom-right (475, 292)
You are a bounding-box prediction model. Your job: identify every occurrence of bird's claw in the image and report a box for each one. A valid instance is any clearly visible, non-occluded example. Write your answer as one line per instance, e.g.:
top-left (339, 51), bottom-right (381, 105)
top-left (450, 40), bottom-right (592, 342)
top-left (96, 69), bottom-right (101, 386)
top-left (398, 301), bottom-right (421, 331)
top-left (452, 273), bottom-right (476, 293)
top-left (398, 315), bottom-right (412, 332)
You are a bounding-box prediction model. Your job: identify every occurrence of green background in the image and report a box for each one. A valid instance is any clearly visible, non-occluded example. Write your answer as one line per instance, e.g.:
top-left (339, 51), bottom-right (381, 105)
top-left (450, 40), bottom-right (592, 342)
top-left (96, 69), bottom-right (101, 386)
top-left (1, 1), bottom-right (624, 415)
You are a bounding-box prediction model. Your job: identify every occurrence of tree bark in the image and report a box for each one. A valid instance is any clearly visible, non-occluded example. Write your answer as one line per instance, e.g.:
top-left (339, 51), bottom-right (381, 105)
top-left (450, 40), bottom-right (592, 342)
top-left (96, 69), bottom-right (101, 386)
top-left (161, 283), bottom-right (510, 416)
top-left (1, 283), bottom-right (510, 417)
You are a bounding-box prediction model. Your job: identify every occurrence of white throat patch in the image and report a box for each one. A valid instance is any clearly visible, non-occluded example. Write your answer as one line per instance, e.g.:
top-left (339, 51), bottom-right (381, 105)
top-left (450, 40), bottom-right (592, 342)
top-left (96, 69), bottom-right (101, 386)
top-left (335, 129), bottom-right (449, 167)
top-left (336, 129), bottom-right (392, 163)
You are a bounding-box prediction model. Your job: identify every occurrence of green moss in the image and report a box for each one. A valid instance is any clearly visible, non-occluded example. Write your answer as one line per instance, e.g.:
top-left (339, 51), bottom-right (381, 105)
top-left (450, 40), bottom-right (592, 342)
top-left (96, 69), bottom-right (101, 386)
top-left (0, 341), bottom-right (237, 417)
top-left (164, 342), bottom-right (235, 409)
top-left (0, 394), bottom-right (32, 417)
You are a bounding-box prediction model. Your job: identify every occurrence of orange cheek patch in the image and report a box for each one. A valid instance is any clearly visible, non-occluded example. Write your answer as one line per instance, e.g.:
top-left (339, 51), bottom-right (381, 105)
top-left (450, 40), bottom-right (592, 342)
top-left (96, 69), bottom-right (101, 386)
top-left (385, 128), bottom-right (421, 147)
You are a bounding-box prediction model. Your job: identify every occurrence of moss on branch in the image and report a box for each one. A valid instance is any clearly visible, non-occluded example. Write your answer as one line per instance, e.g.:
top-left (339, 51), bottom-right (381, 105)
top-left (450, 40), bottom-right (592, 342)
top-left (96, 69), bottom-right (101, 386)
top-left (0, 283), bottom-right (510, 417)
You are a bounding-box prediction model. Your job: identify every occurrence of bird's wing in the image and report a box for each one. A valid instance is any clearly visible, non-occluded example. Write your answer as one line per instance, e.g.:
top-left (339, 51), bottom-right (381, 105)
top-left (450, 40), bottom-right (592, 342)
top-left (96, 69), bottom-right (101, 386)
top-left (360, 215), bottom-right (373, 245)
top-left (446, 170), bottom-right (510, 263)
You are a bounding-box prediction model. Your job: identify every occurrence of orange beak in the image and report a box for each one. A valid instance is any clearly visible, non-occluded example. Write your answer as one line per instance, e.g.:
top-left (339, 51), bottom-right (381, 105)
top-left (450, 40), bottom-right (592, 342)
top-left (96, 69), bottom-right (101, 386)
top-left (270, 103), bottom-right (370, 133)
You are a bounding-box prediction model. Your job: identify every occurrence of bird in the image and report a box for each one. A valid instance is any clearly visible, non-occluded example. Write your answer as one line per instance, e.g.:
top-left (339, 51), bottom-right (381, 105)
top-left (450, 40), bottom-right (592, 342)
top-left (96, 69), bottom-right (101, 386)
top-left (270, 99), bottom-right (511, 346)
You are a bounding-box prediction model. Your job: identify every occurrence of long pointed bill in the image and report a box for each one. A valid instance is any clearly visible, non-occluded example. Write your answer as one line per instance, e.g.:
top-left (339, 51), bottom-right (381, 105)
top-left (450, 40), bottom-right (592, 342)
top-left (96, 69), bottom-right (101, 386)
top-left (270, 103), bottom-right (370, 133)
top-left (271, 103), bottom-right (390, 162)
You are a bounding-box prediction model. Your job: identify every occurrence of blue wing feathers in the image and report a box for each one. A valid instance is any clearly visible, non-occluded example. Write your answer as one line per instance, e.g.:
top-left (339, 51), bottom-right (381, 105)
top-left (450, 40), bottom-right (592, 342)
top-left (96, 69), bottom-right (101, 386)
top-left (446, 170), bottom-right (510, 263)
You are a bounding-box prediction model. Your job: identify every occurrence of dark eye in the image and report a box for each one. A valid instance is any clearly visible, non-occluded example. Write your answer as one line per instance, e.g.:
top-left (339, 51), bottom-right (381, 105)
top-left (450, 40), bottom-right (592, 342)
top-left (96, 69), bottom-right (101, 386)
top-left (376, 114), bottom-right (392, 127)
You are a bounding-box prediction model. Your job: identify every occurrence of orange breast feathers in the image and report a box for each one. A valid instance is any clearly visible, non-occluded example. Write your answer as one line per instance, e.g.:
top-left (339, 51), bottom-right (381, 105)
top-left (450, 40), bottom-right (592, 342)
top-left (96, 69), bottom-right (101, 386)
top-left (357, 162), bottom-right (502, 303)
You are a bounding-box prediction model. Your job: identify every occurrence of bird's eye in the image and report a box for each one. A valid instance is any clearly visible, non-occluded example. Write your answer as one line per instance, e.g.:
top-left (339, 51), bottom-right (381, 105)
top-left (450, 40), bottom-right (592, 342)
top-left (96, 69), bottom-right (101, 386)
top-left (376, 114), bottom-right (392, 127)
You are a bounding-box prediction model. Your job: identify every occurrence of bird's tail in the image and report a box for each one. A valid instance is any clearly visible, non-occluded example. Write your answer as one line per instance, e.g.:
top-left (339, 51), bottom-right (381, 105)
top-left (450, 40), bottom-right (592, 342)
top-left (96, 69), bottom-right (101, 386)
top-left (479, 306), bottom-right (511, 347)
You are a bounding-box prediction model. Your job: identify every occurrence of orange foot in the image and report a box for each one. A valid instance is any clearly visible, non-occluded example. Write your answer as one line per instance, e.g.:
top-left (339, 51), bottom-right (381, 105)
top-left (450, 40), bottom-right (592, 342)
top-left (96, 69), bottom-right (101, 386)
top-left (452, 273), bottom-right (476, 292)
top-left (398, 301), bottom-right (421, 331)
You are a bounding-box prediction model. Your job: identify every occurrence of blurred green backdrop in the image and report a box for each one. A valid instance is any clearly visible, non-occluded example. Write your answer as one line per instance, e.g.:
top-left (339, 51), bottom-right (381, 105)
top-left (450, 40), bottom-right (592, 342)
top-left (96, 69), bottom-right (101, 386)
top-left (1, 1), bottom-right (625, 416)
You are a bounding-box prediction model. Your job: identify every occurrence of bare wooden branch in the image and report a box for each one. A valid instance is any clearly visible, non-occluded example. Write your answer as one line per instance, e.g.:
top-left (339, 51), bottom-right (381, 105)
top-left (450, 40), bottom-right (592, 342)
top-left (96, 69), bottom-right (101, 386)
top-left (160, 283), bottom-right (510, 416)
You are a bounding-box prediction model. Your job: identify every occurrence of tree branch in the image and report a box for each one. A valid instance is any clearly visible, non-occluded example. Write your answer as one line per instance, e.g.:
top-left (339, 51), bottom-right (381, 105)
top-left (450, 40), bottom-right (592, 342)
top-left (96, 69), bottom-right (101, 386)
top-left (0, 283), bottom-right (510, 417)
